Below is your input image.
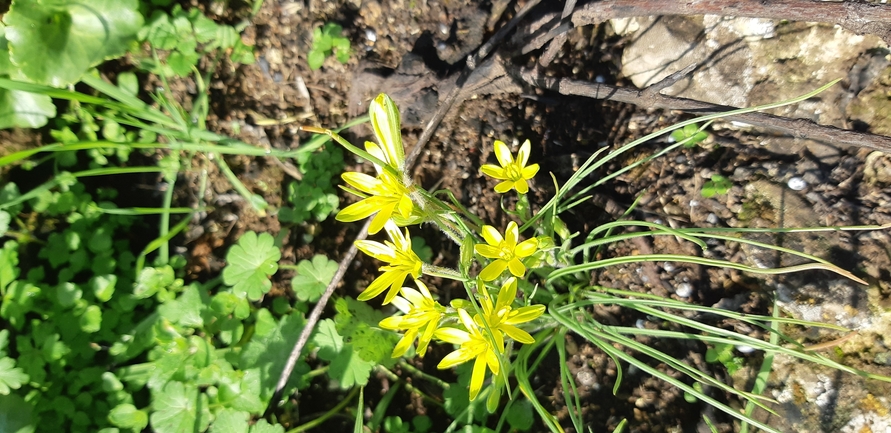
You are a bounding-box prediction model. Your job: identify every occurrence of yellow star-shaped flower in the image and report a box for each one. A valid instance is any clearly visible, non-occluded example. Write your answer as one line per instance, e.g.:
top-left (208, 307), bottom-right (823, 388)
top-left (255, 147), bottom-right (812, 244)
top-left (475, 278), bottom-right (545, 352)
top-left (380, 280), bottom-right (445, 357)
top-left (480, 139), bottom-right (540, 194)
top-left (434, 308), bottom-right (501, 401)
top-left (355, 221), bottom-right (424, 304)
top-left (336, 169), bottom-right (413, 234)
top-left (474, 221), bottom-right (539, 281)
top-left (335, 94), bottom-right (415, 234)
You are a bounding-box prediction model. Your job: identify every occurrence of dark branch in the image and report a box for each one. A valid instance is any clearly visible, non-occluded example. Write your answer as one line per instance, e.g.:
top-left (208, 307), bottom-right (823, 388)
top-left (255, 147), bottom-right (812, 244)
top-left (510, 65), bottom-right (891, 153)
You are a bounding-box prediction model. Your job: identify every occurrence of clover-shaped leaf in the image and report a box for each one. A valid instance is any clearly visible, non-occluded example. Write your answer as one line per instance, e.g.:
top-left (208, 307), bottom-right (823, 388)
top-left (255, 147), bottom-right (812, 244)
top-left (0, 357), bottom-right (28, 395)
top-left (223, 232), bottom-right (280, 301)
top-left (108, 403), bottom-right (149, 431)
top-left (5, 0), bottom-right (144, 86)
top-left (671, 123), bottom-right (709, 148)
top-left (292, 255), bottom-right (337, 303)
top-left (150, 381), bottom-right (211, 433)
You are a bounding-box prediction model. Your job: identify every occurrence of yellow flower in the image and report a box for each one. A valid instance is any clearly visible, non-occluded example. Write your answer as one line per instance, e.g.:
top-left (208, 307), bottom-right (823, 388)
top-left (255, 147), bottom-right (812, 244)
top-left (369, 93), bottom-right (406, 173)
top-left (355, 221), bottom-right (423, 304)
top-left (474, 221), bottom-right (539, 281)
top-left (380, 281), bottom-right (445, 357)
top-left (434, 308), bottom-right (501, 401)
top-left (480, 139), bottom-right (539, 194)
top-left (336, 169), bottom-right (413, 234)
top-left (335, 94), bottom-right (418, 234)
top-left (475, 278), bottom-right (545, 352)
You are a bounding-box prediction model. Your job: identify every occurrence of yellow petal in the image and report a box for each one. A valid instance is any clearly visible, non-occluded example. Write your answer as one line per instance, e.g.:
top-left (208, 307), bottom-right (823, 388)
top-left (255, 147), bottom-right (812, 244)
top-left (474, 244), bottom-right (502, 259)
top-left (522, 163), bottom-right (540, 179)
top-left (368, 203), bottom-right (396, 234)
top-left (417, 321), bottom-right (438, 356)
top-left (457, 309), bottom-right (477, 332)
top-left (355, 240), bottom-right (396, 261)
top-left (507, 258), bottom-right (526, 278)
top-left (336, 198), bottom-right (381, 223)
top-left (358, 270), bottom-right (399, 301)
top-left (481, 225), bottom-right (503, 246)
top-left (480, 164), bottom-right (507, 180)
top-left (488, 327), bottom-right (505, 353)
top-left (480, 260), bottom-right (508, 282)
top-left (494, 180), bottom-right (514, 193)
top-left (505, 221), bottom-right (519, 245)
top-left (434, 327), bottom-right (470, 345)
top-left (496, 278), bottom-right (517, 309)
top-left (485, 347), bottom-right (500, 376)
top-left (501, 324), bottom-right (535, 344)
top-left (397, 193), bottom-right (413, 219)
top-left (517, 139), bottom-right (532, 167)
top-left (391, 328), bottom-right (417, 357)
top-left (505, 305), bottom-right (546, 325)
top-left (342, 172), bottom-right (380, 193)
top-left (493, 140), bottom-right (513, 167)
top-left (370, 94), bottom-right (405, 171)
top-left (514, 238), bottom-right (539, 258)
top-left (514, 180), bottom-right (529, 194)
top-left (438, 347), bottom-right (473, 369)
top-left (379, 316), bottom-right (403, 330)
top-left (415, 280), bottom-right (432, 300)
top-left (382, 272), bottom-right (409, 305)
top-left (469, 356), bottom-right (487, 401)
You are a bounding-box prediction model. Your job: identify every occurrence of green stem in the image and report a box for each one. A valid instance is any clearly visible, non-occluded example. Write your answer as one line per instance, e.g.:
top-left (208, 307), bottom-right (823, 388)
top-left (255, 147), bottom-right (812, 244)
top-left (397, 359), bottom-right (451, 389)
top-left (422, 264), bottom-right (467, 282)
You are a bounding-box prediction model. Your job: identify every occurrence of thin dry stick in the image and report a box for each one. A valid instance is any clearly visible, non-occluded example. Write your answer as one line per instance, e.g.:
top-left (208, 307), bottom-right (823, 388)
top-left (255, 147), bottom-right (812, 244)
top-left (264, 219), bottom-right (369, 417)
top-left (509, 65), bottom-right (891, 153)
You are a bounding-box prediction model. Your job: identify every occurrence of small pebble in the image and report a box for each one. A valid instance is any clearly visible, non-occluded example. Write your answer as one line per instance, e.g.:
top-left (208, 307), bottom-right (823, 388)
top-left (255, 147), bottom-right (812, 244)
top-left (736, 345), bottom-right (756, 354)
top-left (436, 41), bottom-right (447, 51)
top-left (636, 319), bottom-right (646, 329)
top-left (706, 213), bottom-right (718, 224)
top-left (675, 155), bottom-right (686, 164)
top-left (595, 75), bottom-right (605, 83)
top-left (675, 282), bottom-right (693, 298)
top-left (438, 23), bottom-right (449, 35)
top-left (364, 28), bottom-right (377, 42)
top-left (689, 199), bottom-right (700, 207)
top-left (787, 176), bottom-right (807, 191)
top-left (662, 262), bottom-right (675, 272)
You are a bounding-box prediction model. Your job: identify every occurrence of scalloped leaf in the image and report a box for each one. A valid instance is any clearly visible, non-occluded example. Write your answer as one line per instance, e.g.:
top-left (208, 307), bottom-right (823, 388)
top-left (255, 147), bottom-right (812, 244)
top-left (5, 0), bottom-right (143, 86)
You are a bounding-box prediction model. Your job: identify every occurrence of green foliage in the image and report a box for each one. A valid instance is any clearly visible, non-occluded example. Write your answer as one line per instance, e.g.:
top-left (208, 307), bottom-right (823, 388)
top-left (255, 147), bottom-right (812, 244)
top-left (705, 343), bottom-right (745, 375)
top-left (411, 236), bottom-right (434, 263)
top-left (0, 0), bottom-right (142, 128)
top-left (308, 23), bottom-right (351, 70)
top-left (701, 174), bottom-right (732, 198)
top-left (280, 145), bottom-right (344, 224)
top-left (222, 232), bottom-right (281, 301)
top-left (5, 0), bottom-right (142, 86)
top-left (506, 400), bottom-right (535, 431)
top-left (137, 4), bottom-right (255, 77)
top-left (670, 122), bottom-right (709, 147)
top-left (291, 254), bottom-right (338, 302)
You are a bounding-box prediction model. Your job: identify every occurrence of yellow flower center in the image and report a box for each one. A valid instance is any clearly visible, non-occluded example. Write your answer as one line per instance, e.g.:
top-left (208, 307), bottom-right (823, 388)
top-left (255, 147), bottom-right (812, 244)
top-left (504, 163), bottom-right (523, 181)
top-left (499, 244), bottom-right (515, 260)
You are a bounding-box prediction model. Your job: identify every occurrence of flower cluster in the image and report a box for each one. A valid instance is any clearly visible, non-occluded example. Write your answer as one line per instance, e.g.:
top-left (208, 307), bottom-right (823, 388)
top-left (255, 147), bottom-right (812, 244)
top-left (332, 93), bottom-right (546, 401)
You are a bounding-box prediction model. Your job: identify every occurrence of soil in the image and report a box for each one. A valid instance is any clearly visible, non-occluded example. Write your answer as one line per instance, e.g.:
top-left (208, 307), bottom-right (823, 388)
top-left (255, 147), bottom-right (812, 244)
top-left (6, 0), bottom-right (891, 432)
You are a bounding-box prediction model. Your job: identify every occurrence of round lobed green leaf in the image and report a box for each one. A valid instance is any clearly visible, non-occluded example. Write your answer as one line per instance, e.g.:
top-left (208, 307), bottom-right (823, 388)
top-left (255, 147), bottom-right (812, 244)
top-left (5, 0), bottom-right (144, 86)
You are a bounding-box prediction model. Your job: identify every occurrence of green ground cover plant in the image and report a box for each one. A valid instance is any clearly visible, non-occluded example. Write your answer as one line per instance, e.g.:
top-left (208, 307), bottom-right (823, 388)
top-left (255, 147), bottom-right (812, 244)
top-left (307, 23), bottom-right (351, 71)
